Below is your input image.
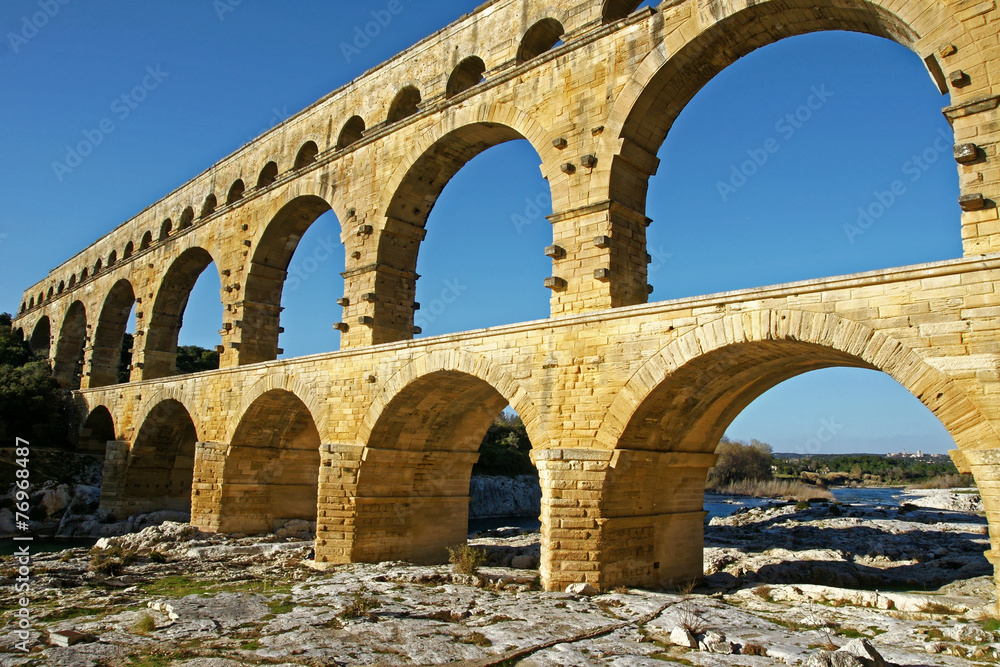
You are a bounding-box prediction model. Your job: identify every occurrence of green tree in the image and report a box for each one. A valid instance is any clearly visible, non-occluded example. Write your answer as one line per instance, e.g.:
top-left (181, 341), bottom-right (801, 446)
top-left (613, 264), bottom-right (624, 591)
top-left (175, 345), bottom-right (220, 374)
top-left (708, 437), bottom-right (774, 487)
top-left (0, 313), bottom-right (70, 447)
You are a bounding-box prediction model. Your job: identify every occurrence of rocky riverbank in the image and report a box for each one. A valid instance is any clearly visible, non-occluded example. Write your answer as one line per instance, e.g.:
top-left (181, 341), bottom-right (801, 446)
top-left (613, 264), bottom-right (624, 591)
top-left (1, 488), bottom-right (996, 666)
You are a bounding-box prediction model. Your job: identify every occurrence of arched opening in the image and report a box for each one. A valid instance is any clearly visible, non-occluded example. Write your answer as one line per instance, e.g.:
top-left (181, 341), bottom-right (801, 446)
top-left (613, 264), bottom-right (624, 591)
top-left (53, 301), bottom-right (87, 389)
top-left (21, 301), bottom-right (28, 313)
top-left (274, 209), bottom-right (345, 358)
top-left (144, 248), bottom-right (221, 379)
top-left (108, 400), bottom-right (196, 519)
top-left (178, 206), bottom-right (195, 230)
top-left (88, 279), bottom-right (136, 388)
top-left (226, 179), bottom-right (245, 204)
top-left (615, 7), bottom-right (956, 297)
top-left (257, 161), bottom-right (279, 188)
top-left (159, 219), bottom-right (172, 241)
top-left (218, 390), bottom-right (320, 535)
top-left (57, 281), bottom-right (65, 294)
top-left (107, 250), bottom-right (117, 267)
top-left (140, 231), bottom-right (153, 251)
top-left (293, 141), bottom-right (319, 169)
top-left (355, 371), bottom-right (525, 563)
top-left (37, 292), bottom-right (44, 305)
top-left (80, 267), bottom-right (89, 282)
top-left (602, 0), bottom-right (644, 22)
top-left (47, 287), bottom-right (54, 299)
top-left (28, 316), bottom-right (50, 356)
top-left (599, 326), bottom-right (981, 591)
top-left (200, 194), bottom-right (217, 219)
top-left (93, 259), bottom-right (103, 275)
top-left (79, 406), bottom-right (115, 455)
top-left (122, 242), bottom-right (134, 260)
top-left (242, 195), bottom-right (336, 364)
top-left (337, 116), bottom-right (366, 149)
top-left (377, 123), bottom-right (551, 341)
top-left (68, 275), bottom-right (76, 289)
top-left (516, 19), bottom-right (564, 64)
top-left (387, 86), bottom-right (421, 123)
top-left (446, 57), bottom-right (486, 98)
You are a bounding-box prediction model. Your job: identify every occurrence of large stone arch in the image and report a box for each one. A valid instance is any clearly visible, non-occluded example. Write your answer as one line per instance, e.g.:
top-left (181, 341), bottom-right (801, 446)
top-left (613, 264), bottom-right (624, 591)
top-left (142, 246), bottom-right (222, 380)
top-left (238, 184), bottom-right (342, 365)
top-left (85, 278), bottom-right (135, 388)
top-left (28, 315), bottom-right (51, 357)
top-left (214, 388), bottom-right (321, 535)
top-left (365, 103), bottom-right (559, 345)
top-left (600, 0), bottom-right (978, 217)
top-left (53, 301), bottom-right (88, 389)
top-left (588, 309), bottom-right (1000, 590)
top-left (346, 350), bottom-right (546, 564)
top-left (225, 373), bottom-right (327, 443)
top-left (78, 404), bottom-right (116, 455)
top-left (100, 398), bottom-right (199, 519)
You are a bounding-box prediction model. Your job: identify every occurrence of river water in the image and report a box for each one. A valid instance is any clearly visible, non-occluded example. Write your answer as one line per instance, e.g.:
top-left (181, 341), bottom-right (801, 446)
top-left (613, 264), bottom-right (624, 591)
top-left (468, 486), bottom-right (910, 535)
top-left (4, 488), bottom-right (913, 553)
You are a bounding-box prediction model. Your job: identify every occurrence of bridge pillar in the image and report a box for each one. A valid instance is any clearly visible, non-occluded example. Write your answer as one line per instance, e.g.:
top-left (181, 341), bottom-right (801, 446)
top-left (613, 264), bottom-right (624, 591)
top-left (190, 442), bottom-right (227, 532)
top-left (97, 441), bottom-right (130, 518)
top-left (955, 447), bottom-right (1000, 609)
top-left (80, 344), bottom-right (122, 389)
top-left (548, 202), bottom-right (650, 317)
top-left (534, 448), bottom-right (717, 592)
top-left (314, 444), bottom-right (363, 565)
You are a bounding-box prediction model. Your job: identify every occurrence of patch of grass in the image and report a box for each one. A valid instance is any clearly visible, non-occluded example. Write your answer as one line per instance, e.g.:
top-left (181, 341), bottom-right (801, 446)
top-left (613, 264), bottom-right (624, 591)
top-left (267, 598), bottom-right (295, 615)
top-left (753, 585), bottom-right (774, 602)
top-left (456, 631), bottom-right (492, 647)
top-left (126, 652), bottom-right (174, 667)
top-left (145, 550), bottom-right (167, 564)
top-left (649, 654), bottom-right (696, 665)
top-left (795, 501), bottom-right (812, 511)
top-left (340, 584), bottom-right (380, 620)
top-left (39, 606), bottom-right (104, 623)
top-left (448, 544), bottom-right (487, 575)
top-left (142, 575), bottom-right (214, 598)
top-left (131, 613), bottom-right (156, 635)
top-left (837, 628), bottom-right (865, 639)
top-left (981, 617), bottom-right (1000, 633)
top-left (240, 639), bottom-right (261, 650)
top-left (676, 610), bottom-right (707, 635)
top-left (742, 642), bottom-right (767, 656)
top-left (921, 601), bottom-right (954, 615)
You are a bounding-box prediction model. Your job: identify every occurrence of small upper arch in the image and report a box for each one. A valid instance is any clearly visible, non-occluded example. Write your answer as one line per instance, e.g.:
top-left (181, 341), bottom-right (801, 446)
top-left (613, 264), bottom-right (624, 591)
top-left (293, 141), bottom-right (319, 170)
top-left (517, 19), bottom-right (564, 64)
top-left (159, 219), bottom-right (173, 241)
top-left (446, 56), bottom-right (487, 98)
top-left (257, 161), bottom-right (279, 188)
top-left (107, 250), bottom-right (118, 267)
top-left (122, 241), bottom-right (134, 260)
top-left (387, 86), bottom-right (422, 124)
top-left (140, 231), bottom-right (153, 250)
top-left (179, 206), bottom-right (195, 230)
top-left (201, 194), bottom-right (217, 218)
top-left (602, 0), bottom-right (644, 23)
top-left (80, 267), bottom-right (89, 281)
top-left (67, 274), bottom-right (76, 289)
top-left (227, 179), bottom-right (246, 204)
top-left (337, 116), bottom-right (366, 149)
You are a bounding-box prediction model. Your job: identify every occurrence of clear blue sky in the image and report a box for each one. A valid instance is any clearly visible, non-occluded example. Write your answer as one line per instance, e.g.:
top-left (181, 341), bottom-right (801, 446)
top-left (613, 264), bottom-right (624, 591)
top-left (0, 1), bottom-right (959, 454)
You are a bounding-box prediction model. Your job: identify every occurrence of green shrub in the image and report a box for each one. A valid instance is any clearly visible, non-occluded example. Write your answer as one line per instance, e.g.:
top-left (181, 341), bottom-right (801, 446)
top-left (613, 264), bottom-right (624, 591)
top-left (448, 544), bottom-right (488, 575)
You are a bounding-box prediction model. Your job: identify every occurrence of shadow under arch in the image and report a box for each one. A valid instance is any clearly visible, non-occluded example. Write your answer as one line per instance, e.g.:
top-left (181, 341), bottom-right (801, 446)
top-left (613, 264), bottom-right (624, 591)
top-left (217, 389), bottom-right (321, 535)
top-left (352, 350), bottom-right (547, 564)
top-left (241, 193), bottom-right (340, 364)
top-left (101, 398), bottom-right (198, 519)
top-left (590, 309), bottom-right (1000, 590)
top-left (53, 301), bottom-right (87, 389)
top-left (79, 404), bottom-right (115, 455)
top-left (370, 105), bottom-right (557, 344)
top-left (603, 0), bottom-right (965, 214)
top-left (143, 247), bottom-right (221, 380)
top-left (88, 279), bottom-right (135, 388)
top-left (29, 316), bottom-right (50, 357)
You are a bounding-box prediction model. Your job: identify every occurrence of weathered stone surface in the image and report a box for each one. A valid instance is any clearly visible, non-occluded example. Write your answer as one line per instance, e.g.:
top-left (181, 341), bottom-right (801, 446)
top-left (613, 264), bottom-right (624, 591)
top-left (9, 0), bottom-right (1000, 602)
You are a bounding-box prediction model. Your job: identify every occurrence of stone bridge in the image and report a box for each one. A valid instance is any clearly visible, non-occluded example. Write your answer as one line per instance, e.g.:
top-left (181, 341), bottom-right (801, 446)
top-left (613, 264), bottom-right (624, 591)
top-left (11, 0), bottom-right (1000, 594)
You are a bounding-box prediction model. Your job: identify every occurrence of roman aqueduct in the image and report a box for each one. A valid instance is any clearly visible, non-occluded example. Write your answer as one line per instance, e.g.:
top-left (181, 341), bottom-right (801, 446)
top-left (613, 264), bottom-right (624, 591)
top-left (11, 0), bottom-right (1000, 594)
